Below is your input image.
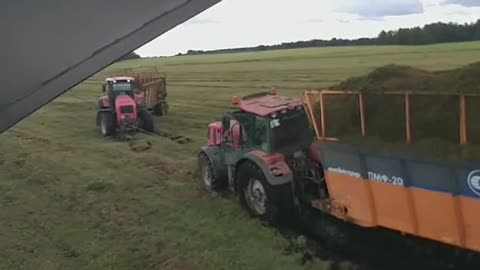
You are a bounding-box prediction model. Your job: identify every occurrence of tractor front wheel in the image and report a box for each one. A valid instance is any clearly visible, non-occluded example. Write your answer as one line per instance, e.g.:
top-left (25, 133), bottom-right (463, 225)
top-left (98, 111), bottom-right (115, 137)
top-left (237, 161), bottom-right (293, 225)
top-left (198, 152), bottom-right (225, 192)
top-left (138, 109), bottom-right (154, 132)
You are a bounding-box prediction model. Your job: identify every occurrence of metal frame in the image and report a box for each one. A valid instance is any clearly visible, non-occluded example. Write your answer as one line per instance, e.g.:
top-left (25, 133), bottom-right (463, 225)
top-left (304, 90), bottom-right (474, 145)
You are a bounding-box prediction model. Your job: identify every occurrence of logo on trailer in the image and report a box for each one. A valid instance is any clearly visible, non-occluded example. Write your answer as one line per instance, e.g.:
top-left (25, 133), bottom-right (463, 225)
top-left (467, 170), bottom-right (480, 197)
top-left (270, 119), bottom-right (280, 128)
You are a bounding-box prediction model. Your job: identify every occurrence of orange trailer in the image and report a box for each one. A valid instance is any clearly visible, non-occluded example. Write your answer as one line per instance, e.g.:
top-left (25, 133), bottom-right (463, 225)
top-left (304, 90), bottom-right (480, 252)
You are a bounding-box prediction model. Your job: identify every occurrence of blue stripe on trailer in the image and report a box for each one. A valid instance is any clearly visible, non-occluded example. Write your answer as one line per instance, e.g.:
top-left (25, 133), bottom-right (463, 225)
top-left (316, 141), bottom-right (480, 199)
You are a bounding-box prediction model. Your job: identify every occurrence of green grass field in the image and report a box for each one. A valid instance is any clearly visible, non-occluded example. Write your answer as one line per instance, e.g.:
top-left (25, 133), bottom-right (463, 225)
top-left (1, 42), bottom-right (480, 270)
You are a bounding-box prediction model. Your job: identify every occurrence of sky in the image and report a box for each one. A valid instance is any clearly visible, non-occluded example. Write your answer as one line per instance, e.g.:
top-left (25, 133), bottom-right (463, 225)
top-left (136, 0), bottom-right (480, 57)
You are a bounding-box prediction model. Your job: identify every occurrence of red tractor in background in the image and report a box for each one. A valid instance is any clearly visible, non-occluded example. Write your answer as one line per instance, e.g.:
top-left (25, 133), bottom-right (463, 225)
top-left (107, 68), bottom-right (169, 116)
top-left (198, 90), bottom-right (328, 224)
top-left (96, 76), bottom-right (154, 136)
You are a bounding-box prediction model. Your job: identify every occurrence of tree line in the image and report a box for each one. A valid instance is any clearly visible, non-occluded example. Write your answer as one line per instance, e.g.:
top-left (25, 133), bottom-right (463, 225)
top-left (117, 51), bottom-right (141, 61)
top-left (180, 20), bottom-right (480, 56)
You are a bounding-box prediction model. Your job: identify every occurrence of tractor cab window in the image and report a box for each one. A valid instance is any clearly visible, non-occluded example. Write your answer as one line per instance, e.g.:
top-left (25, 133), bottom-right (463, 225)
top-left (270, 111), bottom-right (313, 154)
top-left (111, 83), bottom-right (134, 97)
top-left (233, 112), bottom-right (269, 152)
top-left (224, 111), bottom-right (270, 152)
top-left (252, 116), bottom-right (269, 151)
top-left (221, 114), bottom-right (245, 148)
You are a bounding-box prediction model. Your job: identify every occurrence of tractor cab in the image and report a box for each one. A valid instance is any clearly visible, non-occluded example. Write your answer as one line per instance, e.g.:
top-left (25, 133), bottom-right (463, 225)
top-left (102, 77), bottom-right (136, 107)
top-left (209, 90), bottom-right (314, 155)
top-left (199, 90), bottom-right (325, 224)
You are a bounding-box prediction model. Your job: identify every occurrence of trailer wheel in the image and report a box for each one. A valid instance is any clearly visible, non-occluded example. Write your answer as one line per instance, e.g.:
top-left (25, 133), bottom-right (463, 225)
top-left (138, 109), bottom-right (154, 132)
top-left (153, 102), bottom-right (168, 116)
top-left (98, 111), bottom-right (115, 137)
top-left (163, 103), bottom-right (169, 115)
top-left (153, 104), bottom-right (162, 116)
top-left (198, 152), bottom-right (225, 192)
top-left (237, 161), bottom-right (293, 225)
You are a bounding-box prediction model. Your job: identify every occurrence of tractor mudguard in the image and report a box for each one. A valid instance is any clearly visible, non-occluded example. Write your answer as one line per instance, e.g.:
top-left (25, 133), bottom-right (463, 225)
top-left (236, 152), bottom-right (293, 186)
top-left (99, 96), bottom-right (109, 108)
top-left (96, 108), bottom-right (112, 126)
top-left (200, 146), bottom-right (227, 181)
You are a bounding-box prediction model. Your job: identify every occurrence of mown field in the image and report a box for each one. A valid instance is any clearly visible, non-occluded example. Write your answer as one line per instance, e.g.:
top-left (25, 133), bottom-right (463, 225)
top-left (1, 42), bottom-right (480, 270)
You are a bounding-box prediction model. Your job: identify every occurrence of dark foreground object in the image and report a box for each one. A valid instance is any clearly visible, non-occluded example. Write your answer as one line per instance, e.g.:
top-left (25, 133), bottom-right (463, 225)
top-left (0, 0), bottom-right (220, 134)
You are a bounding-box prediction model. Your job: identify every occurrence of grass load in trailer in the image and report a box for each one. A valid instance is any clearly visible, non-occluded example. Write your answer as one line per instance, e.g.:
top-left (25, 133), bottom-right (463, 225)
top-left (323, 62), bottom-right (480, 161)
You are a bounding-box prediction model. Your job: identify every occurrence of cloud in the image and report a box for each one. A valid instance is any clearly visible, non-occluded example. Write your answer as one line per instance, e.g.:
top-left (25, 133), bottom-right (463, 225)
top-left (305, 18), bottom-right (324, 23)
top-left (358, 16), bottom-right (385, 22)
top-left (336, 19), bottom-right (350, 23)
top-left (444, 0), bottom-right (480, 6)
top-left (337, 0), bottom-right (424, 18)
top-left (444, 9), bottom-right (469, 15)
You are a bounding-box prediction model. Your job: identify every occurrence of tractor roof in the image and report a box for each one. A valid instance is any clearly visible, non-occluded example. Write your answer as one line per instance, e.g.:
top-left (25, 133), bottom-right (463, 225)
top-left (106, 76), bottom-right (135, 82)
top-left (238, 93), bottom-right (303, 117)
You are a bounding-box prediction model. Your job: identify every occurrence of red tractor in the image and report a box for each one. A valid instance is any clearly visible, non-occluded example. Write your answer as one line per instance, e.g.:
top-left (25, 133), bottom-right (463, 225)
top-left (96, 76), bottom-right (154, 136)
top-left (198, 90), bottom-right (328, 224)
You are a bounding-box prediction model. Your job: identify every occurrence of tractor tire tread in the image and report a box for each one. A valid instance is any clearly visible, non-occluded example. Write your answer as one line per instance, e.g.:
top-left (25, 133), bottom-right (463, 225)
top-left (98, 111), bottom-right (115, 137)
top-left (138, 109), bottom-right (154, 132)
top-left (198, 152), bottom-right (226, 191)
top-left (237, 161), bottom-right (293, 226)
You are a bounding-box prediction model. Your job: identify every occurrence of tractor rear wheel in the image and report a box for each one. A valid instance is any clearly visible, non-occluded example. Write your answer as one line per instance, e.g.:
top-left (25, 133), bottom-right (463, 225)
top-left (237, 161), bottom-right (293, 225)
top-left (198, 152), bottom-right (225, 192)
top-left (138, 109), bottom-right (154, 132)
top-left (98, 111), bottom-right (115, 137)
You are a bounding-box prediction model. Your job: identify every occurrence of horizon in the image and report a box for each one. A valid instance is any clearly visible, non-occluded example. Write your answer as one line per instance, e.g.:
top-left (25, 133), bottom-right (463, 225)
top-left (135, 0), bottom-right (480, 57)
top-left (136, 40), bottom-right (480, 59)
